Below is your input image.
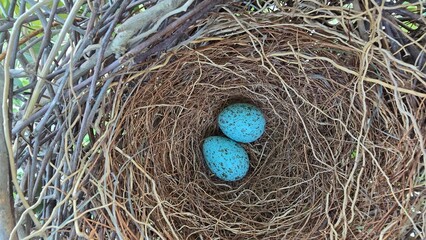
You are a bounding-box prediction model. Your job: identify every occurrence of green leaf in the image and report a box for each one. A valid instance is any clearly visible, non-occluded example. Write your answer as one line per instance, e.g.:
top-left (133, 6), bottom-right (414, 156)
top-left (343, 3), bottom-right (353, 9)
top-left (403, 21), bottom-right (419, 30)
top-left (328, 18), bottom-right (339, 26)
top-left (406, 5), bottom-right (417, 12)
top-left (0, 1), bottom-right (8, 18)
top-left (14, 77), bottom-right (29, 88)
top-left (350, 150), bottom-right (357, 159)
top-left (12, 98), bottom-right (24, 113)
top-left (82, 134), bottom-right (91, 147)
top-left (27, 18), bottom-right (42, 31)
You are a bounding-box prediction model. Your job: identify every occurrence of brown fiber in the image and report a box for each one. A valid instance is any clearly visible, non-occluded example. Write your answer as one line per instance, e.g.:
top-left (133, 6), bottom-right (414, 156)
top-left (81, 13), bottom-right (425, 239)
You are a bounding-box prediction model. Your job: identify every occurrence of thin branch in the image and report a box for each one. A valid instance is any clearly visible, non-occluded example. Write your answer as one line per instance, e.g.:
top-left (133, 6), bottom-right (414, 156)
top-left (2, 0), bottom-right (50, 231)
top-left (21, 0), bottom-right (86, 123)
top-left (72, 0), bottom-right (131, 168)
top-left (110, 0), bottom-right (189, 56)
top-left (123, 0), bottom-right (223, 62)
top-left (0, 65), bottom-right (17, 240)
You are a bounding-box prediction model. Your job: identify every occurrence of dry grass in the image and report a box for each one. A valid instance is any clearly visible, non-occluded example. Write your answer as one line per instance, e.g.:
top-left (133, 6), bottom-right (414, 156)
top-left (5, 1), bottom-right (425, 239)
top-left (77, 14), bottom-right (425, 239)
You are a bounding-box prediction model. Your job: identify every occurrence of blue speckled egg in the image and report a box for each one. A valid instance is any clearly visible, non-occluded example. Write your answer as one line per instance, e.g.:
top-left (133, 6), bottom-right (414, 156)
top-left (202, 136), bottom-right (249, 181)
top-left (218, 103), bottom-right (266, 143)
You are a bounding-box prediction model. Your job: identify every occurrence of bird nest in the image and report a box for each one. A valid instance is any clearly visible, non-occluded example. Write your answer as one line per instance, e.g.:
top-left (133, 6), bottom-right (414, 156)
top-left (6, 2), bottom-right (426, 239)
top-left (77, 13), bottom-right (425, 239)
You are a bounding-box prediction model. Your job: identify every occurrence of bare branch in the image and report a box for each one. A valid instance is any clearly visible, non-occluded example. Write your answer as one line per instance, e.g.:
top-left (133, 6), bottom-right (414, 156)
top-left (0, 65), bottom-right (17, 240)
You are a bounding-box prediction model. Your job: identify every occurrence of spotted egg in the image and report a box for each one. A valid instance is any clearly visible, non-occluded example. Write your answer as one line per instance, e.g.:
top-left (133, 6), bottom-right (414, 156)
top-left (202, 136), bottom-right (249, 181)
top-left (218, 103), bottom-right (266, 143)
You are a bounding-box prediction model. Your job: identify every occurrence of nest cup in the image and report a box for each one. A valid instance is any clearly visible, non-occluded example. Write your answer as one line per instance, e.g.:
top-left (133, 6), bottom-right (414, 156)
top-left (92, 14), bottom-right (424, 239)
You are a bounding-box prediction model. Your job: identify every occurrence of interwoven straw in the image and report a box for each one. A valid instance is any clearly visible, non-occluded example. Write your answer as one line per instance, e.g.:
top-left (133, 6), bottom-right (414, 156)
top-left (79, 13), bottom-right (426, 239)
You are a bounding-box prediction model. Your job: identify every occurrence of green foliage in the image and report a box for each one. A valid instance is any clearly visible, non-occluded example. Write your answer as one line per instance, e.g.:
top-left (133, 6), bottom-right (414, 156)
top-left (12, 78), bottom-right (29, 113)
top-left (14, 77), bottom-right (29, 88)
top-left (0, 0), bottom-right (10, 18)
top-left (12, 98), bottom-right (23, 113)
top-left (400, 1), bottom-right (424, 32)
top-left (13, 168), bottom-right (25, 200)
top-left (83, 133), bottom-right (91, 147)
top-left (401, 21), bottom-right (419, 32)
top-left (404, 1), bottom-right (419, 13)
top-left (350, 150), bottom-right (357, 159)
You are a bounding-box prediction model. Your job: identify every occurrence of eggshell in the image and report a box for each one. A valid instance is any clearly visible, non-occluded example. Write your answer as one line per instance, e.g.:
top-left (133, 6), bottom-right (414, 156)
top-left (218, 103), bottom-right (266, 143)
top-left (202, 136), bottom-right (249, 181)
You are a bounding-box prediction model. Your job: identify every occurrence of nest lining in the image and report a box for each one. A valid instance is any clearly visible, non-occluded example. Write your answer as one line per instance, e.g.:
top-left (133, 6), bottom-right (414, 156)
top-left (81, 15), bottom-right (425, 240)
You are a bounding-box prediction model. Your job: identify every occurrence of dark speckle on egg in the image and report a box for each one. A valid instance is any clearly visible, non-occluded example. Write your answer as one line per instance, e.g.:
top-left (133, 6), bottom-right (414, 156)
top-left (202, 136), bottom-right (249, 181)
top-left (218, 103), bottom-right (266, 143)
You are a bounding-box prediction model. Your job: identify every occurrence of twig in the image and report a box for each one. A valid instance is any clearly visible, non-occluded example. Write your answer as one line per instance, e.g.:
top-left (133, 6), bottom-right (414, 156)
top-left (33, 0), bottom-right (61, 78)
top-left (2, 0), bottom-right (50, 231)
top-left (123, 0), bottom-right (222, 62)
top-left (11, 59), bottom-right (121, 136)
top-left (128, 0), bottom-right (196, 46)
top-left (0, 7), bottom-right (68, 32)
top-left (0, 23), bottom-right (59, 61)
top-left (72, 0), bottom-right (131, 169)
top-left (21, 0), bottom-right (86, 123)
top-left (110, 0), bottom-right (188, 57)
top-left (268, 51), bottom-right (426, 97)
top-left (0, 66), bottom-right (17, 240)
top-left (352, 0), bottom-right (368, 41)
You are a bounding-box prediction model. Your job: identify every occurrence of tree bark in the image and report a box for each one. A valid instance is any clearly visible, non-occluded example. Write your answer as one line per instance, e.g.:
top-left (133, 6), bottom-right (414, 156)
top-left (0, 65), bottom-right (17, 240)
